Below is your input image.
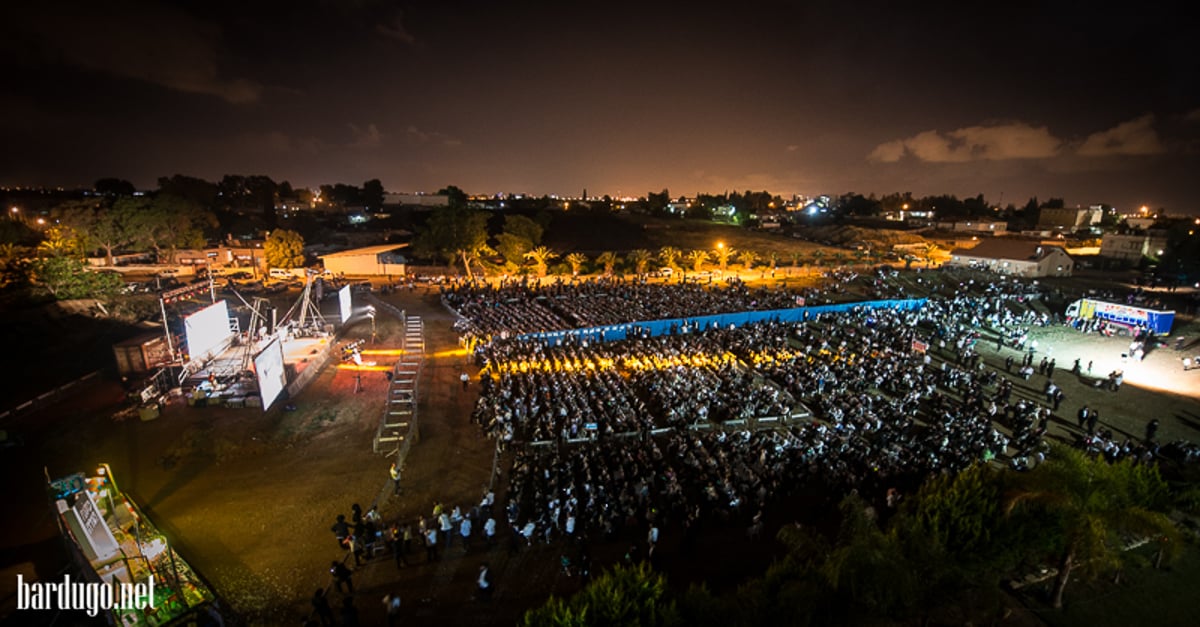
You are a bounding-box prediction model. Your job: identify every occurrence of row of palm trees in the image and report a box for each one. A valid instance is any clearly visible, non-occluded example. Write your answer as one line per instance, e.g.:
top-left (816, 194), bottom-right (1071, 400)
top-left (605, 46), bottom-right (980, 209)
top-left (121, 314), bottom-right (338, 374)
top-left (514, 243), bottom-right (944, 278)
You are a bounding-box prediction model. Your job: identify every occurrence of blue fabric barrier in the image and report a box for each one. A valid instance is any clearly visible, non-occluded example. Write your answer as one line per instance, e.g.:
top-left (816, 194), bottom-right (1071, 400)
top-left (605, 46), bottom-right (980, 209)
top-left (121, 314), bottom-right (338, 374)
top-left (511, 298), bottom-right (928, 347)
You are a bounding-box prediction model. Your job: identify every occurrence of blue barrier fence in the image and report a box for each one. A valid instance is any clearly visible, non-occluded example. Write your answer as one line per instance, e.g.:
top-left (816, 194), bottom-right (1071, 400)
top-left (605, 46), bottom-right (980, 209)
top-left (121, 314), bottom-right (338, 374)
top-left (512, 298), bottom-right (928, 347)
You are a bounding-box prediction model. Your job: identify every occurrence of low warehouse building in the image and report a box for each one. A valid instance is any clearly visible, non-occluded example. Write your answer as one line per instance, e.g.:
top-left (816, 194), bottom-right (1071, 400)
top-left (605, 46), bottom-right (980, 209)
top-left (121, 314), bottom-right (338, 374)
top-left (947, 239), bottom-right (1073, 278)
top-left (320, 244), bottom-right (409, 277)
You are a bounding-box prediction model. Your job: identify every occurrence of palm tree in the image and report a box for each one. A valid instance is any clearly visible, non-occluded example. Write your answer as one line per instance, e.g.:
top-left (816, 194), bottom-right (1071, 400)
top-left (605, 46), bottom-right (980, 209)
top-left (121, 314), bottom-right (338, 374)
top-left (789, 251), bottom-right (803, 275)
top-left (564, 252), bottom-right (588, 276)
top-left (738, 250), bottom-right (759, 272)
top-left (811, 249), bottom-right (825, 273)
top-left (628, 249), bottom-right (653, 276)
top-left (853, 248), bottom-right (868, 269)
top-left (1005, 444), bottom-right (1179, 609)
top-left (919, 243), bottom-right (943, 268)
top-left (596, 251), bottom-right (619, 276)
top-left (524, 246), bottom-right (557, 278)
top-left (685, 249), bottom-right (708, 273)
top-left (714, 244), bottom-right (735, 272)
top-left (831, 251), bottom-right (846, 271)
top-left (658, 246), bottom-right (681, 270)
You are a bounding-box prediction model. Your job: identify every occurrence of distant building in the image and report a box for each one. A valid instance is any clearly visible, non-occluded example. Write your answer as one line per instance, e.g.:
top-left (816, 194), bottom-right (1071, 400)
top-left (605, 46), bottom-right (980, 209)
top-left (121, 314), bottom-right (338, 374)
top-left (1099, 231), bottom-right (1169, 262)
top-left (935, 220), bottom-right (1008, 234)
top-left (1037, 206), bottom-right (1103, 231)
top-left (947, 239), bottom-right (1073, 277)
top-left (383, 193), bottom-right (450, 208)
top-left (320, 243), bottom-right (409, 276)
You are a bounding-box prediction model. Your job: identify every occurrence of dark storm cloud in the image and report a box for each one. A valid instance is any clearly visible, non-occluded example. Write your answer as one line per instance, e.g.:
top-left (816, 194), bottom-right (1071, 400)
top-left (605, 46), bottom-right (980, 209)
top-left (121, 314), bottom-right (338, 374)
top-left (7, 1), bottom-right (261, 104)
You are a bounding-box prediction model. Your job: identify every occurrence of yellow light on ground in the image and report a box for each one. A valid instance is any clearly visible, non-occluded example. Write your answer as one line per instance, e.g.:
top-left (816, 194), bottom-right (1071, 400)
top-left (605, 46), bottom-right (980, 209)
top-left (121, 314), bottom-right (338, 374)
top-left (432, 348), bottom-right (469, 358)
top-left (360, 349), bottom-right (406, 356)
top-left (337, 364), bottom-right (394, 372)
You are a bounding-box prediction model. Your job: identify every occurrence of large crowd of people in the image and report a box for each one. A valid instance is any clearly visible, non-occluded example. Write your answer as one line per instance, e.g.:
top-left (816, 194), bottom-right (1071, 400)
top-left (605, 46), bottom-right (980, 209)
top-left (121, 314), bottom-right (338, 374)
top-left (311, 266), bottom-right (1197, 623)
top-left (451, 272), bottom-right (1109, 546)
top-left (444, 276), bottom-right (827, 345)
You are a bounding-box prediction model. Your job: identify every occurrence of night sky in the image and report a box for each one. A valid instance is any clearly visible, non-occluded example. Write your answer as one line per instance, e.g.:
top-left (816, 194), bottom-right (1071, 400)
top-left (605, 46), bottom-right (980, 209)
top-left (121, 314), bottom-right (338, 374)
top-left (2, 1), bottom-right (1198, 212)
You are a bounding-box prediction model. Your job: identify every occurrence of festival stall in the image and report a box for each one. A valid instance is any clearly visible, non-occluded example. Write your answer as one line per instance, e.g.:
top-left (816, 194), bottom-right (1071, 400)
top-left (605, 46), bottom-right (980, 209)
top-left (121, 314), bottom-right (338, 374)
top-left (48, 466), bottom-right (223, 625)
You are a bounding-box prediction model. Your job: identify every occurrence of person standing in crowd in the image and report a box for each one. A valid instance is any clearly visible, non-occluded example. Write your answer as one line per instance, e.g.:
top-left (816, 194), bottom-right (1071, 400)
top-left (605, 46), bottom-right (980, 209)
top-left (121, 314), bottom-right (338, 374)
top-left (391, 524), bottom-right (408, 569)
top-left (1146, 419), bottom-right (1160, 443)
top-left (383, 593), bottom-right (402, 627)
top-left (425, 526), bottom-right (439, 562)
top-left (1087, 408), bottom-right (1100, 435)
top-left (311, 589), bottom-right (335, 627)
top-left (331, 513), bottom-right (352, 549)
top-left (477, 563), bottom-right (493, 602)
top-left (484, 515), bottom-right (497, 546)
top-left (460, 516), bottom-right (473, 552)
top-left (440, 509), bottom-right (455, 548)
top-left (340, 597), bottom-right (360, 627)
top-left (461, 371), bottom-right (470, 390)
top-left (390, 462), bottom-right (402, 496)
top-left (330, 560), bottom-right (354, 595)
top-left (1077, 405), bottom-right (1090, 430)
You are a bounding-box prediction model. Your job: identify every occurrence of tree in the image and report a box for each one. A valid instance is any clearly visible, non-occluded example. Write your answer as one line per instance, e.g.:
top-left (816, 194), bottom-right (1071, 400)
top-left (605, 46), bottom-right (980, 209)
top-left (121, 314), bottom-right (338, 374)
top-left (738, 250), bottom-right (759, 271)
top-left (919, 243), bottom-right (944, 267)
top-left (495, 233), bottom-right (533, 268)
top-left (129, 195), bottom-right (215, 263)
top-left (524, 246), bottom-right (557, 278)
top-left (686, 249), bottom-right (708, 273)
top-left (597, 251), bottom-right (619, 276)
top-left (264, 229), bottom-right (306, 268)
top-left (30, 226), bottom-right (121, 299)
top-left (58, 198), bottom-right (137, 266)
top-left (362, 179), bottom-right (385, 210)
top-left (94, 178), bottom-right (136, 197)
top-left (1005, 445), bottom-right (1179, 609)
top-left (157, 175), bottom-right (219, 209)
top-left (714, 245), bottom-right (734, 272)
top-left (413, 207), bottom-right (491, 279)
top-left (628, 249), bottom-right (653, 276)
top-left (521, 563), bottom-right (679, 627)
top-left (565, 252), bottom-right (587, 276)
top-left (0, 243), bottom-right (31, 289)
top-left (789, 251), bottom-right (803, 273)
top-left (504, 214), bottom-right (544, 245)
top-left (437, 185), bottom-right (468, 209)
top-left (658, 246), bottom-right (681, 270)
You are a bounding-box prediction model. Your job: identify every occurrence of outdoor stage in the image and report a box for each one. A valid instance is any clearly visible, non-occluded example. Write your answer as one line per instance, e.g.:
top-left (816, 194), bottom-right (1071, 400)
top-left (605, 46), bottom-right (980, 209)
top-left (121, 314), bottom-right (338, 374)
top-left (183, 333), bottom-right (335, 410)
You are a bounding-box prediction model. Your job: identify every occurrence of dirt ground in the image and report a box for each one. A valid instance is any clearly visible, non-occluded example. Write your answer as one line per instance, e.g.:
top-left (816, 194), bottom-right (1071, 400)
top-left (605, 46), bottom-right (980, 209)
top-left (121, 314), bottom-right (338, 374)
top-left (2, 273), bottom-right (1199, 627)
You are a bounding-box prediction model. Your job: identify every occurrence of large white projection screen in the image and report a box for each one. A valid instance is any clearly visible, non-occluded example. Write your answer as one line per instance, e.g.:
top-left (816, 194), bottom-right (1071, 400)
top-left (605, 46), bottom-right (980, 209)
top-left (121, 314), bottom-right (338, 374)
top-left (338, 285), bottom-right (352, 323)
top-left (184, 300), bottom-right (233, 361)
top-left (253, 337), bottom-right (286, 411)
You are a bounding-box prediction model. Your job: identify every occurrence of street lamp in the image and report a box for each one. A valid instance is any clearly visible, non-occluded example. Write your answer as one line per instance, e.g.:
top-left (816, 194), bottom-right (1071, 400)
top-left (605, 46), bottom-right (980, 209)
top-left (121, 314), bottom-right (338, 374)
top-left (366, 305), bottom-right (377, 344)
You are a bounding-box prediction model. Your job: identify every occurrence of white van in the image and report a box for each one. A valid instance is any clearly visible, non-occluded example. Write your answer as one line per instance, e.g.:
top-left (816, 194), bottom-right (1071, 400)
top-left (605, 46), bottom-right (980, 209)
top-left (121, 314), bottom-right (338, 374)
top-left (269, 268), bottom-right (297, 280)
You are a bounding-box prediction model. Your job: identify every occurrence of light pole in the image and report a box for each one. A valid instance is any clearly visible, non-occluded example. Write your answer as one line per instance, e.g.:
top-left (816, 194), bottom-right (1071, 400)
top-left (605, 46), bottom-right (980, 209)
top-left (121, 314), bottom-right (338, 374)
top-left (366, 305), bottom-right (377, 344)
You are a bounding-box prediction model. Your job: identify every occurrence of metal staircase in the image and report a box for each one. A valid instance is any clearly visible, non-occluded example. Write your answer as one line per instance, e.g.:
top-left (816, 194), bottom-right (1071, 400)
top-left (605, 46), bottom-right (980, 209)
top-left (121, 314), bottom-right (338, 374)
top-left (373, 312), bottom-right (423, 455)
